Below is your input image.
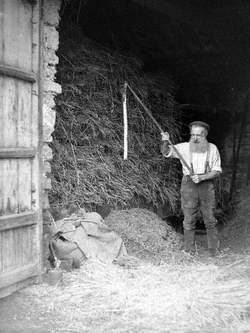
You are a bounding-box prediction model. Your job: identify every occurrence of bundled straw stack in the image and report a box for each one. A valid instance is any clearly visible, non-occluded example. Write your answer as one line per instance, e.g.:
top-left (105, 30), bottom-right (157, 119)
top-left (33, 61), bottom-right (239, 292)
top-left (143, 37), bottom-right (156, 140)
top-left (50, 25), bottom-right (181, 214)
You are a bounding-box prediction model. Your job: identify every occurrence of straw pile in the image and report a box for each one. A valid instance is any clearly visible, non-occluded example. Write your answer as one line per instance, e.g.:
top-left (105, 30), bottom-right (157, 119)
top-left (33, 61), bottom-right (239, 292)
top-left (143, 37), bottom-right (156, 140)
top-left (22, 256), bottom-right (250, 332)
top-left (104, 208), bottom-right (183, 263)
top-left (50, 24), bottom-right (180, 214)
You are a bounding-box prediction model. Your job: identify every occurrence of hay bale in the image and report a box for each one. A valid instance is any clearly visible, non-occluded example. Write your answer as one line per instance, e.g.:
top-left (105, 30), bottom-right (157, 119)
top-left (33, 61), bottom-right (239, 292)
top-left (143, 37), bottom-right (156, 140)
top-left (104, 208), bottom-right (183, 262)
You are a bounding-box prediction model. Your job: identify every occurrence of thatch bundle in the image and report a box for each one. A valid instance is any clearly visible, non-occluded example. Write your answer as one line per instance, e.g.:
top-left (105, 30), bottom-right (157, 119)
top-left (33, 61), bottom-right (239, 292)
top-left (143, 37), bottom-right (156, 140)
top-left (104, 208), bottom-right (183, 263)
top-left (23, 256), bottom-right (250, 332)
top-left (50, 25), bottom-right (180, 213)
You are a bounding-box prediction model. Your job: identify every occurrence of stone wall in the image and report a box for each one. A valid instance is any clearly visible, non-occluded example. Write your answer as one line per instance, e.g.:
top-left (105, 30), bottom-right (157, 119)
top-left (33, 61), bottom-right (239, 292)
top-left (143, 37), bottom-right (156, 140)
top-left (42, 0), bottom-right (62, 266)
top-left (42, 0), bottom-right (61, 210)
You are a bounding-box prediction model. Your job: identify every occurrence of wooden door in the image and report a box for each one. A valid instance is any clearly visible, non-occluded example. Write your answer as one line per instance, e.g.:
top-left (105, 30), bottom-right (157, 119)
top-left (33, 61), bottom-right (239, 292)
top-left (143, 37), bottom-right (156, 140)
top-left (0, 0), bottom-right (42, 297)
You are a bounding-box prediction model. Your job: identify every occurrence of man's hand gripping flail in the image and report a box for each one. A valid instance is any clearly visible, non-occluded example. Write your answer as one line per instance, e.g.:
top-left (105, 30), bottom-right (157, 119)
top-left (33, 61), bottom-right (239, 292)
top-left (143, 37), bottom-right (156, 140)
top-left (161, 132), bottom-right (170, 142)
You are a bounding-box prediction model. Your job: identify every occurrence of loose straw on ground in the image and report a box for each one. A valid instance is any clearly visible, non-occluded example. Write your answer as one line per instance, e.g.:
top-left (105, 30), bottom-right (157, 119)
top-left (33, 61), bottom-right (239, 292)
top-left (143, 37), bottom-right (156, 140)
top-left (23, 255), bottom-right (250, 333)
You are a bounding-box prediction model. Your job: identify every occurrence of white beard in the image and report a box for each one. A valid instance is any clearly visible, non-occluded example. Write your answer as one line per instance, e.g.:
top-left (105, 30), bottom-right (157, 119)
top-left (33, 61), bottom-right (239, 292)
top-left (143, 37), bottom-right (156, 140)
top-left (189, 140), bottom-right (208, 153)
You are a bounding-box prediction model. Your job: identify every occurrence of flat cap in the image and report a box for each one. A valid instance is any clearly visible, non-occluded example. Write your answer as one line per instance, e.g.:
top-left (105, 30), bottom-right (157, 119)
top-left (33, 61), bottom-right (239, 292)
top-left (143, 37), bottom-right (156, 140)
top-left (189, 121), bottom-right (210, 132)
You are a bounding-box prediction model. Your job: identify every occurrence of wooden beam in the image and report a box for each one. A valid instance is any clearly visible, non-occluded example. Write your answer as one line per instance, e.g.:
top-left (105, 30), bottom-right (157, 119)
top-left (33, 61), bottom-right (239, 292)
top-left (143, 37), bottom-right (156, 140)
top-left (0, 64), bottom-right (36, 83)
top-left (0, 147), bottom-right (36, 159)
top-left (0, 211), bottom-right (37, 232)
top-left (37, 0), bottom-right (45, 275)
top-left (0, 276), bottom-right (37, 299)
top-left (0, 263), bottom-right (38, 289)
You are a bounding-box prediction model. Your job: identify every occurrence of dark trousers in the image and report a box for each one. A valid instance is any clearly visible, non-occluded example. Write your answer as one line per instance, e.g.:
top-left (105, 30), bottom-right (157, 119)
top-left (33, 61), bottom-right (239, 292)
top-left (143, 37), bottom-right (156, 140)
top-left (181, 176), bottom-right (217, 231)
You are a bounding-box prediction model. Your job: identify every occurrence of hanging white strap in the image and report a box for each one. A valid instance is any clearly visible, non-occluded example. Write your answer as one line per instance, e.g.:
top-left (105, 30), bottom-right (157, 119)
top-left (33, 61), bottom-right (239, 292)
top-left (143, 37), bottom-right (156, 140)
top-left (122, 82), bottom-right (128, 160)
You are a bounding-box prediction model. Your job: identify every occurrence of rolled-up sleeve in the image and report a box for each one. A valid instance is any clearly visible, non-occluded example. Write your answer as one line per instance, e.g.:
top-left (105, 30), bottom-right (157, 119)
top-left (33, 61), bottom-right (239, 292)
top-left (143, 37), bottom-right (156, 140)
top-left (211, 146), bottom-right (222, 173)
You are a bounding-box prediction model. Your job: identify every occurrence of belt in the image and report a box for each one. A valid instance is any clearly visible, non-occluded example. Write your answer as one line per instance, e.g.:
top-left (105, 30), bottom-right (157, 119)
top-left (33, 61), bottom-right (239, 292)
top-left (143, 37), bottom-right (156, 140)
top-left (183, 175), bottom-right (192, 182)
top-left (182, 174), bottom-right (213, 183)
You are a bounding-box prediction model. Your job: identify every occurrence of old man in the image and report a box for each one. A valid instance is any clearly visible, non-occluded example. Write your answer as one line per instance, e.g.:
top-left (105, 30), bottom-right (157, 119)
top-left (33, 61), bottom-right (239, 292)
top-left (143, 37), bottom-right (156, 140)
top-left (161, 121), bottom-right (222, 257)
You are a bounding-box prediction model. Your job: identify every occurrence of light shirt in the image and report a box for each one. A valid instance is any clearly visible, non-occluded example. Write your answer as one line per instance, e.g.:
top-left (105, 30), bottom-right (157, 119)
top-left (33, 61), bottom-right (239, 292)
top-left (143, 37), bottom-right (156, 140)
top-left (165, 142), bottom-right (222, 176)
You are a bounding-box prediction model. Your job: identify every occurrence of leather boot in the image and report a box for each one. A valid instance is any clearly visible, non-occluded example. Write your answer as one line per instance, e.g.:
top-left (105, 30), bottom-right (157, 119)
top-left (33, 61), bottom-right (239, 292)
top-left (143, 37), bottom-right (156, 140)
top-left (206, 227), bottom-right (219, 257)
top-left (184, 230), bottom-right (195, 253)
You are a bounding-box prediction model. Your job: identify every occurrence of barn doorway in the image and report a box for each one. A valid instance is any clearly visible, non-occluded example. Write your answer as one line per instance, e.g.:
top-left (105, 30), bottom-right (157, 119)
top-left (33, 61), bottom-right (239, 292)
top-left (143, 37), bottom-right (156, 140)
top-left (50, 0), bottom-right (250, 236)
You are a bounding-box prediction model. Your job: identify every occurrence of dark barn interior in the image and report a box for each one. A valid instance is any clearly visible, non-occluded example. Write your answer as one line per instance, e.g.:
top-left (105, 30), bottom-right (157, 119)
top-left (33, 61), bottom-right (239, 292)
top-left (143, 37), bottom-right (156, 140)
top-left (60, 0), bottom-right (250, 135)
top-left (50, 0), bottom-right (250, 233)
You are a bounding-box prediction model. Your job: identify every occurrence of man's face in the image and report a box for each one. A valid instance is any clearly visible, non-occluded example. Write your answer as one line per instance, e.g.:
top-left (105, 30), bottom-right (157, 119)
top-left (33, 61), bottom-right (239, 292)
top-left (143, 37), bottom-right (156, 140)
top-left (190, 126), bottom-right (207, 144)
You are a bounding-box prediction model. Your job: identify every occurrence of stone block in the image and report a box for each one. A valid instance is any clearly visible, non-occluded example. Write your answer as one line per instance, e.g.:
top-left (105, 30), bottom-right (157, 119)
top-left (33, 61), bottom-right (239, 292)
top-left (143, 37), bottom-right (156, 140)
top-left (42, 190), bottom-right (51, 209)
top-left (43, 104), bottom-right (56, 141)
top-left (44, 93), bottom-right (56, 109)
top-left (43, 0), bottom-right (61, 27)
top-left (44, 80), bottom-right (62, 95)
top-left (43, 176), bottom-right (52, 190)
top-left (44, 65), bottom-right (57, 81)
top-left (43, 161), bottom-right (51, 176)
top-left (44, 25), bottom-right (59, 50)
top-left (44, 50), bottom-right (59, 66)
top-left (43, 143), bottom-right (53, 161)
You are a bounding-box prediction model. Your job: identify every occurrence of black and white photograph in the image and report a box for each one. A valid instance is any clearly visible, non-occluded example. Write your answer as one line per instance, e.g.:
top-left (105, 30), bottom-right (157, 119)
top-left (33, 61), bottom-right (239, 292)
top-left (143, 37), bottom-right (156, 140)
top-left (0, 0), bottom-right (250, 332)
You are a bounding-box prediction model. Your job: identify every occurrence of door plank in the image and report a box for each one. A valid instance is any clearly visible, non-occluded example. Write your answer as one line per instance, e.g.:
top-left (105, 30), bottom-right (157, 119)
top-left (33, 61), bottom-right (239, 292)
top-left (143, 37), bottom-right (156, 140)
top-left (0, 147), bottom-right (36, 158)
top-left (1, 160), bottom-right (18, 214)
top-left (0, 77), bottom-right (35, 148)
top-left (0, 263), bottom-right (38, 289)
top-left (2, 229), bottom-right (15, 270)
top-left (2, 77), bottom-right (17, 147)
top-left (17, 0), bottom-right (32, 71)
top-left (0, 1), bottom-right (3, 64)
top-left (0, 211), bottom-right (37, 231)
top-left (0, 233), bottom-right (2, 272)
top-left (17, 80), bottom-right (32, 146)
top-left (0, 64), bottom-right (36, 83)
top-left (18, 159), bottom-right (32, 212)
top-left (1, 224), bottom-right (36, 271)
top-left (0, 159), bottom-right (32, 213)
top-left (2, 0), bottom-right (32, 72)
